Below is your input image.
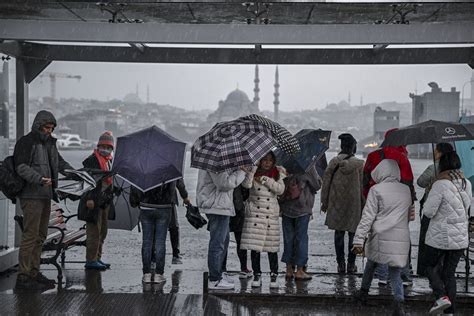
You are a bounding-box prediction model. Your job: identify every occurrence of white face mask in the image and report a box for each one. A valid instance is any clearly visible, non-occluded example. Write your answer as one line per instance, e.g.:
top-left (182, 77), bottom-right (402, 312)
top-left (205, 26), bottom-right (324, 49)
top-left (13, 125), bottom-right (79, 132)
top-left (98, 148), bottom-right (113, 157)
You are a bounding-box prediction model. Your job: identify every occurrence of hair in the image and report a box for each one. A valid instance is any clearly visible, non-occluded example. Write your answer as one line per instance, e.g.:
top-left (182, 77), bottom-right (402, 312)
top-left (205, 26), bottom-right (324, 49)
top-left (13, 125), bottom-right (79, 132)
top-left (259, 151), bottom-right (276, 167)
top-left (438, 151), bottom-right (461, 173)
top-left (435, 142), bottom-right (454, 155)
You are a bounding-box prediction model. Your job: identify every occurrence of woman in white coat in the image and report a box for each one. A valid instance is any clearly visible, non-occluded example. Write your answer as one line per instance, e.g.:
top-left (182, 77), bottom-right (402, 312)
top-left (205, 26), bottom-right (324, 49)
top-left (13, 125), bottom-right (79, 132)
top-left (352, 159), bottom-right (412, 316)
top-left (422, 151), bottom-right (472, 315)
top-left (240, 152), bottom-right (286, 288)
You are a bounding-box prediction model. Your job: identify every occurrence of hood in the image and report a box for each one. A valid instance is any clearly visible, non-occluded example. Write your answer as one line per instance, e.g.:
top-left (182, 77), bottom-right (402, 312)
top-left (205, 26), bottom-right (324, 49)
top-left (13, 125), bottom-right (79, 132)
top-left (336, 154), bottom-right (360, 175)
top-left (371, 159), bottom-right (400, 184)
top-left (31, 110), bottom-right (57, 132)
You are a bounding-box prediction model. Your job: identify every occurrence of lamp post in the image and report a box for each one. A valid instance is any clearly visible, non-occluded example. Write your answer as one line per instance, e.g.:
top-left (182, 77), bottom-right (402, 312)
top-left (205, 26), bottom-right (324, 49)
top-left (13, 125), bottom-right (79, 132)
top-left (461, 79), bottom-right (474, 117)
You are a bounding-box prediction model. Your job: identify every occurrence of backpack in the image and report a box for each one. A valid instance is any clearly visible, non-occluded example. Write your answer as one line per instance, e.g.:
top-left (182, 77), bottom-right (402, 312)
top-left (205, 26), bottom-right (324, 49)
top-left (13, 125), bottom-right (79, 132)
top-left (0, 156), bottom-right (25, 203)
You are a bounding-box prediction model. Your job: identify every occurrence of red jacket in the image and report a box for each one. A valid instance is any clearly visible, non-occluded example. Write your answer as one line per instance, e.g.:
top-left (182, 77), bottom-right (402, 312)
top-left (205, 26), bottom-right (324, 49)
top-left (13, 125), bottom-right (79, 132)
top-left (363, 146), bottom-right (415, 200)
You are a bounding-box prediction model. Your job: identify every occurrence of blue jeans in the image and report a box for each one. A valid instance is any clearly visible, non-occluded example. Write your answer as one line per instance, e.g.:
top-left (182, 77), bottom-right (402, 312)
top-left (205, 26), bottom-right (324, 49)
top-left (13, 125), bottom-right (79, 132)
top-left (207, 214), bottom-right (230, 282)
top-left (140, 208), bottom-right (172, 274)
top-left (375, 263), bottom-right (411, 282)
top-left (281, 214), bottom-right (310, 268)
top-left (361, 259), bottom-right (404, 302)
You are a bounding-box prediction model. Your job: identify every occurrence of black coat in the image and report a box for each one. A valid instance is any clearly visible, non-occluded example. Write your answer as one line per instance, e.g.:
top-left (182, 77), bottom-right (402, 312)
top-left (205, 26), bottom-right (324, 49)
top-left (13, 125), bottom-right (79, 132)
top-left (129, 178), bottom-right (188, 208)
top-left (229, 185), bottom-right (249, 232)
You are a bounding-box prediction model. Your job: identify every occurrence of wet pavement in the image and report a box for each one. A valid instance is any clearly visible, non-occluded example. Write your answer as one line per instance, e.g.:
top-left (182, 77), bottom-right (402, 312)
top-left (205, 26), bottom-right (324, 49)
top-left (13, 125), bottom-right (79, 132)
top-left (1, 152), bottom-right (473, 314)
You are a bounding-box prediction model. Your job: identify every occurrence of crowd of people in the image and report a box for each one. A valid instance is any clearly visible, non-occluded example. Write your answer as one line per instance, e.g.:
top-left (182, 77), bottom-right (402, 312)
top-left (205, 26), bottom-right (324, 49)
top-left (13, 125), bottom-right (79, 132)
top-left (11, 110), bottom-right (473, 316)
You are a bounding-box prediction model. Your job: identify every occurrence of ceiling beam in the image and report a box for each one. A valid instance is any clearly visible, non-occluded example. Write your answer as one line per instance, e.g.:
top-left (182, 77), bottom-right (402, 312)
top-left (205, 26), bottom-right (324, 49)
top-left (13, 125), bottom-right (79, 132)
top-left (2, 42), bottom-right (472, 65)
top-left (0, 19), bottom-right (473, 45)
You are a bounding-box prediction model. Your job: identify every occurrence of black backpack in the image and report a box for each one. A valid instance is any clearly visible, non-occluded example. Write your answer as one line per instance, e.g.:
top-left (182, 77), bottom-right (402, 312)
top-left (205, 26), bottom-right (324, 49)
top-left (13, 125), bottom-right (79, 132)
top-left (0, 156), bottom-right (25, 203)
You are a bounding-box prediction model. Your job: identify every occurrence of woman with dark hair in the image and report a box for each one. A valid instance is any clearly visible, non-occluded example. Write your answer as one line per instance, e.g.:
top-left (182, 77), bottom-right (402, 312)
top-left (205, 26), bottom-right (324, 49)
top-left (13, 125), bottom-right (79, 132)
top-left (416, 142), bottom-right (454, 276)
top-left (423, 151), bottom-right (472, 315)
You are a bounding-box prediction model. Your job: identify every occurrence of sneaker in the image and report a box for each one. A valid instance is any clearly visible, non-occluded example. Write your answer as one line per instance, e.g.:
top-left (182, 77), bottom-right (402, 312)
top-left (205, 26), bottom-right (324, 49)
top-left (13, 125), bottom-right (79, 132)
top-left (172, 256), bottom-right (183, 264)
top-left (337, 262), bottom-right (346, 274)
top-left (222, 272), bottom-right (234, 284)
top-left (429, 296), bottom-right (451, 315)
top-left (239, 269), bottom-right (253, 279)
top-left (270, 273), bottom-right (279, 288)
top-left (153, 274), bottom-right (166, 284)
top-left (85, 261), bottom-right (107, 271)
top-left (401, 275), bottom-right (413, 287)
top-left (378, 279), bottom-right (388, 286)
top-left (251, 274), bottom-right (262, 288)
top-left (98, 259), bottom-right (111, 269)
top-left (15, 274), bottom-right (53, 291)
top-left (142, 273), bottom-right (153, 284)
top-left (34, 272), bottom-right (56, 285)
top-left (208, 278), bottom-right (235, 290)
top-left (347, 262), bottom-right (357, 274)
top-left (354, 289), bottom-right (369, 304)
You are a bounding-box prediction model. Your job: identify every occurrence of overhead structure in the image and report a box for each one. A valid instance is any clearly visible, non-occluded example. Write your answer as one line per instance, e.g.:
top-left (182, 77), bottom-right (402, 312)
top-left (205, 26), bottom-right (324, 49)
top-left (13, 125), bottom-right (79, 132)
top-left (39, 72), bottom-right (82, 101)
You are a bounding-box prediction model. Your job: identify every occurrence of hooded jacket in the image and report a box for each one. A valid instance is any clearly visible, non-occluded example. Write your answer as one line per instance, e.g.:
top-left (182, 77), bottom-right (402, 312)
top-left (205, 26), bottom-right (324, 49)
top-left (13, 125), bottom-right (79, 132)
top-left (13, 111), bottom-right (73, 200)
top-left (354, 159), bottom-right (412, 268)
top-left (321, 153), bottom-right (365, 233)
top-left (423, 170), bottom-right (472, 250)
top-left (196, 169), bottom-right (245, 216)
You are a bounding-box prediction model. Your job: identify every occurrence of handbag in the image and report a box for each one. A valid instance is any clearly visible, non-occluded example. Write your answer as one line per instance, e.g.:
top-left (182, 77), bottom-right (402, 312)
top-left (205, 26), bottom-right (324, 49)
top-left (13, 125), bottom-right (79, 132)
top-left (185, 205), bottom-right (207, 230)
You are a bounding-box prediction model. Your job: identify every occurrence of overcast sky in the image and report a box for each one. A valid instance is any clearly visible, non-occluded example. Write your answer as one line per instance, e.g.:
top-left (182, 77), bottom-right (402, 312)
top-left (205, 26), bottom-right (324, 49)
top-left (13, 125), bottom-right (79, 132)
top-left (17, 61), bottom-right (474, 112)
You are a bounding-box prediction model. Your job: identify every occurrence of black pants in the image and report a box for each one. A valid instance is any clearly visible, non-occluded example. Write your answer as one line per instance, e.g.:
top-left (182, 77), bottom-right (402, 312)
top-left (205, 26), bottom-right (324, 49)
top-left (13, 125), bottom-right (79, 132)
top-left (251, 251), bottom-right (278, 275)
top-left (222, 231), bottom-right (248, 272)
top-left (425, 246), bottom-right (463, 314)
top-left (416, 215), bottom-right (430, 276)
top-left (335, 230), bottom-right (356, 264)
top-left (169, 206), bottom-right (180, 257)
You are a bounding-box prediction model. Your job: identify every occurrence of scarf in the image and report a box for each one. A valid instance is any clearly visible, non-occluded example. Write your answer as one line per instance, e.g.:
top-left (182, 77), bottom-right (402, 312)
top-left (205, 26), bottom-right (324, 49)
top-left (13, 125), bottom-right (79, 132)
top-left (254, 166), bottom-right (279, 180)
top-left (94, 149), bottom-right (113, 185)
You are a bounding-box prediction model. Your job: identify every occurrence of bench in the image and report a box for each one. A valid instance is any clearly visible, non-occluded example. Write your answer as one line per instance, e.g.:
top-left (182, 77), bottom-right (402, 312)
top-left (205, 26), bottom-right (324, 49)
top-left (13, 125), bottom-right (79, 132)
top-left (14, 202), bottom-right (86, 283)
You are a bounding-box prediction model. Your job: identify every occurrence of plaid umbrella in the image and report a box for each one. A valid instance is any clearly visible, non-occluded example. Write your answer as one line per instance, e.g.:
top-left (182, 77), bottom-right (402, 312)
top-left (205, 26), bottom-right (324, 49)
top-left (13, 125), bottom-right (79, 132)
top-left (241, 114), bottom-right (300, 155)
top-left (191, 119), bottom-right (276, 172)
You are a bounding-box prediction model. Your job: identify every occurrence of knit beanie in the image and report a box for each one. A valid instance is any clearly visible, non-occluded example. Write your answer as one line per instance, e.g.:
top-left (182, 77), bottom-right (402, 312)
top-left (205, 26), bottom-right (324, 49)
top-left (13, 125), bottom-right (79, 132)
top-left (98, 131), bottom-right (114, 148)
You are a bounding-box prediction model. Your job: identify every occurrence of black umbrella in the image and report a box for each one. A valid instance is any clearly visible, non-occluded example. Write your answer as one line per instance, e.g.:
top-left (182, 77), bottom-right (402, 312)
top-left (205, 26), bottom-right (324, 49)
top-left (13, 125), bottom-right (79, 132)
top-left (381, 120), bottom-right (474, 147)
top-left (275, 129), bottom-right (331, 176)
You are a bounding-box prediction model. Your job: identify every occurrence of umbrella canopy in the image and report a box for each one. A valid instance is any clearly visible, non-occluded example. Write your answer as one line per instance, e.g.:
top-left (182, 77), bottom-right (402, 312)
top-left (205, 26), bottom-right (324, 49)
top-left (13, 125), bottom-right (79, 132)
top-left (191, 118), bottom-right (276, 173)
top-left (112, 126), bottom-right (186, 192)
top-left (108, 177), bottom-right (140, 231)
top-left (456, 117), bottom-right (474, 189)
top-left (275, 129), bottom-right (331, 175)
top-left (381, 120), bottom-right (474, 147)
top-left (55, 169), bottom-right (98, 200)
top-left (241, 114), bottom-right (301, 155)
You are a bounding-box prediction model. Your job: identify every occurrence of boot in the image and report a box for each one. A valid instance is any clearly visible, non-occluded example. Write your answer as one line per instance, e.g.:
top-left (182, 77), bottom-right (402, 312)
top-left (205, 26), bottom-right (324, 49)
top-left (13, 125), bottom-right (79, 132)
top-left (347, 262), bottom-right (357, 274)
top-left (337, 261), bottom-right (346, 274)
top-left (295, 267), bottom-right (312, 280)
top-left (286, 264), bottom-right (294, 279)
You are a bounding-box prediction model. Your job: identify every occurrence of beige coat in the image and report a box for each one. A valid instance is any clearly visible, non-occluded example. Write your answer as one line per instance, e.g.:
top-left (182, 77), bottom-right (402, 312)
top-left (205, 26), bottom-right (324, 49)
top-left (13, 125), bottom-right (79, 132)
top-left (240, 167), bottom-right (286, 253)
top-left (321, 153), bottom-right (365, 233)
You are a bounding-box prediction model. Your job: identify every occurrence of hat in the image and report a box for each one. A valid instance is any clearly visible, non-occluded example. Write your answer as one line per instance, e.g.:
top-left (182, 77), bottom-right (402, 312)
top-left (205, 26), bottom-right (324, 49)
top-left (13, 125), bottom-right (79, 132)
top-left (338, 133), bottom-right (357, 146)
top-left (98, 131), bottom-right (114, 149)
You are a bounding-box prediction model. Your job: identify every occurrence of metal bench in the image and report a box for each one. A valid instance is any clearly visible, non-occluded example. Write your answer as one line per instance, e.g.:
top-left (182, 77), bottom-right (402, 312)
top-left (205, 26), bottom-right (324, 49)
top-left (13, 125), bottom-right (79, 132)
top-left (14, 202), bottom-right (86, 283)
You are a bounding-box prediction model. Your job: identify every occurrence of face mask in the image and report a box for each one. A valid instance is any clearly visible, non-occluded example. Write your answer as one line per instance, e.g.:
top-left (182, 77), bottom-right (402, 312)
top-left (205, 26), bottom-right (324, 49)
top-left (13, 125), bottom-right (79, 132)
top-left (98, 148), bottom-right (112, 157)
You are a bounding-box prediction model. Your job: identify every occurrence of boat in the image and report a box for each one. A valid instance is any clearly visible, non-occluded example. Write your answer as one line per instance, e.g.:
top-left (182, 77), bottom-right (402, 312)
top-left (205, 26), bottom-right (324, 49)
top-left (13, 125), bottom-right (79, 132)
top-left (56, 133), bottom-right (93, 150)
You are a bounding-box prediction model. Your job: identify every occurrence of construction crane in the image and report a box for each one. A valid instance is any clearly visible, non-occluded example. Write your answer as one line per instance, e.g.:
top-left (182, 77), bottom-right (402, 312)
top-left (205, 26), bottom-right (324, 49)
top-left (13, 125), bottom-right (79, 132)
top-left (39, 72), bottom-right (82, 101)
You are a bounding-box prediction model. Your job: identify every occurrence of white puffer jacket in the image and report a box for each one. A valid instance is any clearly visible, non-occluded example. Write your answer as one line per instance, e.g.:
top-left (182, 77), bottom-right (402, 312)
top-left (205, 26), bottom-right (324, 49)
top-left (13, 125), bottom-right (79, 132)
top-left (354, 159), bottom-right (412, 268)
top-left (240, 167), bottom-right (286, 253)
top-left (423, 173), bottom-right (472, 250)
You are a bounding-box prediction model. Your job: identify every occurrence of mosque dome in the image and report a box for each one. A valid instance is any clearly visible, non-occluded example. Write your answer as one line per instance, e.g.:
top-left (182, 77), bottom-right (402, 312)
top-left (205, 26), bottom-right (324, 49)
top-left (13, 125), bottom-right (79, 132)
top-left (225, 89), bottom-right (250, 104)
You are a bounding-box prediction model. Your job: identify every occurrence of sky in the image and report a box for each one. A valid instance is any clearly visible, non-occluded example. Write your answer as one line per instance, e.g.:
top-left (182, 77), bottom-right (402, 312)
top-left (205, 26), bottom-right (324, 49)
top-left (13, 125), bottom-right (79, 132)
top-left (13, 61), bottom-right (474, 112)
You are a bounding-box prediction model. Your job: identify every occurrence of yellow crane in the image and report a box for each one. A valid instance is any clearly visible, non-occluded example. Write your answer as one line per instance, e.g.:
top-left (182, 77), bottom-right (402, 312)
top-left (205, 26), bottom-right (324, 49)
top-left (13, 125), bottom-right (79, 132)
top-left (39, 72), bottom-right (81, 101)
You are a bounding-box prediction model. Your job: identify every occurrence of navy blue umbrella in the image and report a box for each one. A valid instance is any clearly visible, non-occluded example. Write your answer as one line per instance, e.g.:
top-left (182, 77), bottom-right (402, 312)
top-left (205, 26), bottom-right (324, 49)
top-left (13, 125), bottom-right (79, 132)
top-left (275, 129), bottom-right (331, 176)
top-left (112, 126), bottom-right (186, 192)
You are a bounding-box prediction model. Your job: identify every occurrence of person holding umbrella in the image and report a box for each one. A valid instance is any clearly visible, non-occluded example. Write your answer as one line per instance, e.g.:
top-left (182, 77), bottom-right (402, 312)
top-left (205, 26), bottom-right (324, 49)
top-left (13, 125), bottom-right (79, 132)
top-left (422, 151), bottom-right (472, 315)
top-left (81, 131), bottom-right (116, 270)
top-left (321, 133), bottom-right (364, 275)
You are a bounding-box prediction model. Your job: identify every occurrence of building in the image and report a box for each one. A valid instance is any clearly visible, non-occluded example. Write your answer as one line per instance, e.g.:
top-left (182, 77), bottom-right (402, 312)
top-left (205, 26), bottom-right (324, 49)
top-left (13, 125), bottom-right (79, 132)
top-left (410, 82), bottom-right (460, 124)
top-left (373, 106), bottom-right (399, 139)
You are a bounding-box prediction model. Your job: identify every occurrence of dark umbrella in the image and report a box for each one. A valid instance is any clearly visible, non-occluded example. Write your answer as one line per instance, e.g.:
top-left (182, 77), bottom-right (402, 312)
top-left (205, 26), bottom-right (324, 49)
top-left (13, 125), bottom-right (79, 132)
top-left (241, 114), bottom-right (301, 155)
top-left (108, 177), bottom-right (140, 231)
top-left (381, 120), bottom-right (474, 147)
top-left (275, 129), bottom-right (331, 176)
top-left (191, 118), bottom-right (276, 172)
top-left (112, 126), bottom-right (186, 192)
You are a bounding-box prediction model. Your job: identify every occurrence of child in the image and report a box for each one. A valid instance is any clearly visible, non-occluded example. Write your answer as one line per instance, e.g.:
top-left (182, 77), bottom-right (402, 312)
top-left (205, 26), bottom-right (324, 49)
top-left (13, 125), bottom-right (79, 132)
top-left (353, 159), bottom-right (412, 316)
top-left (240, 152), bottom-right (286, 288)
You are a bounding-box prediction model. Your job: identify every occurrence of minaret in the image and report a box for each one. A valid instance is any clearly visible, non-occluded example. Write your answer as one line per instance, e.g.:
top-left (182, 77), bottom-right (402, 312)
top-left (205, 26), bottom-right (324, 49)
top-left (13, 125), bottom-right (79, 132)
top-left (273, 66), bottom-right (280, 122)
top-left (253, 64), bottom-right (260, 109)
top-left (135, 83), bottom-right (139, 98)
top-left (360, 95), bottom-right (363, 107)
top-left (348, 91), bottom-right (351, 106)
top-left (146, 85), bottom-right (150, 103)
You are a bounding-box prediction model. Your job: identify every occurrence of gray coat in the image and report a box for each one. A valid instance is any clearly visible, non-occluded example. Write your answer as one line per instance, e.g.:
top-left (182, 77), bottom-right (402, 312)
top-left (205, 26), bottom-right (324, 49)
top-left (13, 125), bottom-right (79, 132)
top-left (196, 169), bottom-right (245, 216)
top-left (13, 111), bottom-right (73, 200)
top-left (354, 159), bottom-right (412, 268)
top-left (321, 153), bottom-right (365, 233)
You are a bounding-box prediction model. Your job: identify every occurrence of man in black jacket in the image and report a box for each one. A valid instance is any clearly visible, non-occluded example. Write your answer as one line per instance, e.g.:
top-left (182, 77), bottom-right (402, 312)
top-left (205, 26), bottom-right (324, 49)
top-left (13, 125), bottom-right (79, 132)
top-left (13, 110), bottom-right (74, 290)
